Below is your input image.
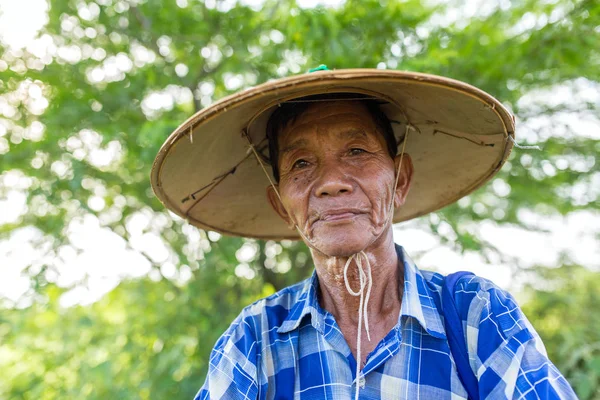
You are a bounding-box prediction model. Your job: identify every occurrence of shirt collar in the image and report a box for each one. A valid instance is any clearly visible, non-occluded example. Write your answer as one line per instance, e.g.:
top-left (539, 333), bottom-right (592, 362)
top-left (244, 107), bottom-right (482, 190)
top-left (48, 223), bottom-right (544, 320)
top-left (277, 244), bottom-right (446, 339)
top-left (397, 245), bottom-right (446, 339)
top-left (277, 271), bottom-right (325, 334)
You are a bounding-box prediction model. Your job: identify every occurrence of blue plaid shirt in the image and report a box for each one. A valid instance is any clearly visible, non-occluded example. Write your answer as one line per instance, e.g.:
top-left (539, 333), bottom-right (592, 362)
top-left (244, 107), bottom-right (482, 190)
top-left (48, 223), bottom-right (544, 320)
top-left (196, 245), bottom-right (576, 399)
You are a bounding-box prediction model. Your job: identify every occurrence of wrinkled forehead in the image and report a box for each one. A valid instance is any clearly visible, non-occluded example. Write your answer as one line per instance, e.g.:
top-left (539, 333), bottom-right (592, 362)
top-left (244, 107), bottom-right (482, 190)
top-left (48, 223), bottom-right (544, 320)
top-left (277, 100), bottom-right (384, 147)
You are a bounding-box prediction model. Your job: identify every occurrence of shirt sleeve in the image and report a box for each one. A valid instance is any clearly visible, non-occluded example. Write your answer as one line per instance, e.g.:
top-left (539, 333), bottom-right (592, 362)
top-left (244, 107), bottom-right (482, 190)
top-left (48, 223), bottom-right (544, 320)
top-left (455, 276), bottom-right (578, 399)
top-left (194, 313), bottom-right (260, 400)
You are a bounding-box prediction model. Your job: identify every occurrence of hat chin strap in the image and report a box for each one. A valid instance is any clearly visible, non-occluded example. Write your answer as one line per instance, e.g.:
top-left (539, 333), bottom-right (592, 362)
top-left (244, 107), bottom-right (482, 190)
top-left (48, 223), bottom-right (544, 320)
top-left (245, 126), bottom-right (409, 400)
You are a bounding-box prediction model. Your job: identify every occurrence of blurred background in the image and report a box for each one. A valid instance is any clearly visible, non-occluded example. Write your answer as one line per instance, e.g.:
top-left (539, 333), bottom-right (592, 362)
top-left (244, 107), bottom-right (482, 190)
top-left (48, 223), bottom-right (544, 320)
top-left (0, 0), bottom-right (598, 398)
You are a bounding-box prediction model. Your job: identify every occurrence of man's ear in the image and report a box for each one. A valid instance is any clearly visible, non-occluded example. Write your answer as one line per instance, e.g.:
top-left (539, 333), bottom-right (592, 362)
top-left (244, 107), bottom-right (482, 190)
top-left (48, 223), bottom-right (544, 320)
top-left (393, 153), bottom-right (414, 208)
top-left (266, 185), bottom-right (295, 229)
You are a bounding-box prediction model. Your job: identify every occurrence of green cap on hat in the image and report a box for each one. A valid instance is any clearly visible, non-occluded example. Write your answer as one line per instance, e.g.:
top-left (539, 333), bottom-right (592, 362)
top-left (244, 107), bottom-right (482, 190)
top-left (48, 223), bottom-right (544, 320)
top-left (308, 64), bottom-right (330, 73)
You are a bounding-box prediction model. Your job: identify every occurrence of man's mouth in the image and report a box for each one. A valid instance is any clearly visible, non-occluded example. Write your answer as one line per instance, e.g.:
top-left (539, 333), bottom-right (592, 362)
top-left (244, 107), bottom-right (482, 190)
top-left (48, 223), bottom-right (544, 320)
top-left (317, 208), bottom-right (366, 222)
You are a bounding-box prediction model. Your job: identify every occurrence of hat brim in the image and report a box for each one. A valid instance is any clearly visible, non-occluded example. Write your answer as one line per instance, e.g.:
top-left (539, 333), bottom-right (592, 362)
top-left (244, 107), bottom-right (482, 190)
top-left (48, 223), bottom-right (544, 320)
top-left (151, 69), bottom-right (514, 240)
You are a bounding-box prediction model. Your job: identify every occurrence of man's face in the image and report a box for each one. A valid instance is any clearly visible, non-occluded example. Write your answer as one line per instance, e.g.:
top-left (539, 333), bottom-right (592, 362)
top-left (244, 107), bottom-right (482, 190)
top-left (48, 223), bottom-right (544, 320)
top-left (267, 101), bottom-right (412, 257)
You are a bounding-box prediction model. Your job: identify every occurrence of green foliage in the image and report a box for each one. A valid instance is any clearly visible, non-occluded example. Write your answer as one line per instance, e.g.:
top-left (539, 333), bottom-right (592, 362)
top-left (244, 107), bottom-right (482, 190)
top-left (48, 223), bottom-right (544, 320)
top-left (0, 0), bottom-right (598, 398)
top-left (522, 265), bottom-right (600, 400)
top-left (0, 238), bottom-right (288, 399)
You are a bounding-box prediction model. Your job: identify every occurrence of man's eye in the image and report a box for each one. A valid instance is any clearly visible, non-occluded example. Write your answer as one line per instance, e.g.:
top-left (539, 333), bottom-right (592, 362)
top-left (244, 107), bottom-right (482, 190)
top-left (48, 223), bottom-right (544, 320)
top-left (349, 148), bottom-right (366, 155)
top-left (293, 159), bottom-right (309, 169)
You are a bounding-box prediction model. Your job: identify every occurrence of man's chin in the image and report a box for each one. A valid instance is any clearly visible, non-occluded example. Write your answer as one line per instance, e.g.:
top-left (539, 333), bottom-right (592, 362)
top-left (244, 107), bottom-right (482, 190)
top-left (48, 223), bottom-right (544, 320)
top-left (308, 228), bottom-right (376, 258)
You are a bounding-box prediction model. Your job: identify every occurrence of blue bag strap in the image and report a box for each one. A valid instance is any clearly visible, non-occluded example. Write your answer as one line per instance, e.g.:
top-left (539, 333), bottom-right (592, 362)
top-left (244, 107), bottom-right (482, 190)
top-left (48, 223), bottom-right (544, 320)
top-left (442, 271), bottom-right (479, 400)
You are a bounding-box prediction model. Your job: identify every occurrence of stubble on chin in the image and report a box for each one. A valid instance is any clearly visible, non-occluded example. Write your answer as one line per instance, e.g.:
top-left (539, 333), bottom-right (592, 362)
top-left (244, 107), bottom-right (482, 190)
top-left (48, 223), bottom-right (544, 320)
top-left (310, 227), bottom-right (378, 258)
top-left (300, 207), bottom-right (392, 257)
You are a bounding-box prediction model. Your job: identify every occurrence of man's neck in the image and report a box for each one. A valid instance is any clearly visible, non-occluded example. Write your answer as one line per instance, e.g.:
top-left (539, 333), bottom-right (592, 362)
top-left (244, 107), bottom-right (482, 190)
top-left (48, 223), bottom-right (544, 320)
top-left (310, 230), bottom-right (403, 326)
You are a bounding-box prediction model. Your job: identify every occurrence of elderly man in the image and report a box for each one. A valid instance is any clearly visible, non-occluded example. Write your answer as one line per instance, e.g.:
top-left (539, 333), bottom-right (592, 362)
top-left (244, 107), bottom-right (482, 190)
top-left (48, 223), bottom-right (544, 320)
top-left (151, 69), bottom-right (576, 399)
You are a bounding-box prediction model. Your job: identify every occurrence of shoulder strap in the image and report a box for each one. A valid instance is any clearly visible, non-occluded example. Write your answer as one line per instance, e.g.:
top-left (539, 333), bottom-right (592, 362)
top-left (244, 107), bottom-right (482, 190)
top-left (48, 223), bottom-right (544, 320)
top-left (442, 271), bottom-right (479, 400)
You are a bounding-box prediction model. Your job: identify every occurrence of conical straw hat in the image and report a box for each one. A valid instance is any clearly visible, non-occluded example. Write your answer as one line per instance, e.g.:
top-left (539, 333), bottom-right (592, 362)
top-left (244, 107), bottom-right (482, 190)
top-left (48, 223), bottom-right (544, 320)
top-left (151, 69), bottom-right (514, 240)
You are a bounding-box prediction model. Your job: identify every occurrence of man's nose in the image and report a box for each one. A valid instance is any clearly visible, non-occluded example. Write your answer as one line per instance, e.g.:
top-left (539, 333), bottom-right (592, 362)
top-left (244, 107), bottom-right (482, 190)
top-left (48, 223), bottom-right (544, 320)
top-left (314, 164), bottom-right (354, 197)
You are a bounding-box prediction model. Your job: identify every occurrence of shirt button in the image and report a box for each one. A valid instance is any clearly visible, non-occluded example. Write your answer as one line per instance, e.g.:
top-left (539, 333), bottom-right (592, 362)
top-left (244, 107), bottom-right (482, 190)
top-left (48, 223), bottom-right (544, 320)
top-left (358, 375), bottom-right (366, 388)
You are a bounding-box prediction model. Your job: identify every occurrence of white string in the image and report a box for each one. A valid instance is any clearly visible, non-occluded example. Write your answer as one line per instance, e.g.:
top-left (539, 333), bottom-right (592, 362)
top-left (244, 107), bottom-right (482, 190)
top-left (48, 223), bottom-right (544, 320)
top-left (507, 134), bottom-right (541, 150)
top-left (243, 121), bottom-right (411, 399)
top-left (343, 251), bottom-right (373, 342)
top-left (343, 251), bottom-right (373, 399)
